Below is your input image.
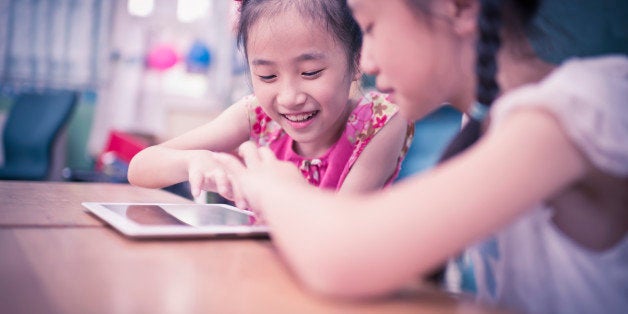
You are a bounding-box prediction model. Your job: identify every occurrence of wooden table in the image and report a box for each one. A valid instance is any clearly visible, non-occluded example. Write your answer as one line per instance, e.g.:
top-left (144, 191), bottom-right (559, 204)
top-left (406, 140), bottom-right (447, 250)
top-left (0, 181), bottom-right (504, 314)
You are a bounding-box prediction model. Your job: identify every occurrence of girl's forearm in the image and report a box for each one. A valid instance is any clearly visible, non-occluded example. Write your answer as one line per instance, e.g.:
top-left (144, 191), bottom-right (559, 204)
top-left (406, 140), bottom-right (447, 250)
top-left (127, 146), bottom-right (195, 188)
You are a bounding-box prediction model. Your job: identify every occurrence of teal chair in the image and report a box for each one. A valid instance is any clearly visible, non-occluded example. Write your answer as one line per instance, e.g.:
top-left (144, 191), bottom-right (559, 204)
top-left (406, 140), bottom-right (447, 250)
top-left (0, 90), bottom-right (77, 180)
top-left (396, 105), bottom-right (462, 180)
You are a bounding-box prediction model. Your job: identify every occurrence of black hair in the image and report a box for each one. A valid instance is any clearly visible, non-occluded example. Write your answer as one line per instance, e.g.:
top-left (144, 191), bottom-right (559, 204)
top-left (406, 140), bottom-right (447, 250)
top-left (475, 0), bottom-right (502, 108)
top-left (439, 0), bottom-right (540, 162)
top-left (476, 0), bottom-right (540, 108)
top-left (236, 0), bottom-right (362, 75)
top-left (403, 0), bottom-right (539, 112)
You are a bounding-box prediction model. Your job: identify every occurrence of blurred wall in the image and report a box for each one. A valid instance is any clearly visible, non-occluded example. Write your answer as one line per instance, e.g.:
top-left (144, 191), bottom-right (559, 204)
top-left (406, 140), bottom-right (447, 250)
top-left (0, 0), bottom-right (115, 172)
top-left (0, 0), bottom-right (250, 174)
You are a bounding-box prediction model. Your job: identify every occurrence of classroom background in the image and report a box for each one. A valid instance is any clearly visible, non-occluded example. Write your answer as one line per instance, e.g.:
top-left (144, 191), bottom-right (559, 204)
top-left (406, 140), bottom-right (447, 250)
top-left (0, 0), bottom-right (461, 199)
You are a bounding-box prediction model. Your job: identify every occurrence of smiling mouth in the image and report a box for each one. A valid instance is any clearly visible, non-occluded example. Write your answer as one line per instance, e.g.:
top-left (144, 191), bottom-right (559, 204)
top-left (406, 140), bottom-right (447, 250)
top-left (282, 110), bottom-right (319, 122)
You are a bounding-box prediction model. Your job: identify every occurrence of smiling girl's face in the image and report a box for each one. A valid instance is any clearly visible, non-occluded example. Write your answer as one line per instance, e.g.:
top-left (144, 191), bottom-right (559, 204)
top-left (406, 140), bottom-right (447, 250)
top-left (246, 6), bottom-right (358, 157)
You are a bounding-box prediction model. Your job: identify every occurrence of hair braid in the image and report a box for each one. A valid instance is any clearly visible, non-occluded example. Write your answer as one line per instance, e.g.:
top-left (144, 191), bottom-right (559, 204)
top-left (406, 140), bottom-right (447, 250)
top-left (475, 0), bottom-right (502, 107)
top-left (438, 0), bottom-right (503, 163)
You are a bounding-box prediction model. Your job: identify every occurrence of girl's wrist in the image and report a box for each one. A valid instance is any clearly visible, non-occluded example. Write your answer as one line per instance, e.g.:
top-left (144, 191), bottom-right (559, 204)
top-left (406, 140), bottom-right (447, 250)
top-left (182, 150), bottom-right (213, 176)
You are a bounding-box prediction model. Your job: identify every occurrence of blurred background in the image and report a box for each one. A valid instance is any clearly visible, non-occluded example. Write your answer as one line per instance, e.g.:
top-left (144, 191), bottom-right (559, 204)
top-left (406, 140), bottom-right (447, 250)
top-left (0, 0), bottom-right (249, 183)
top-left (0, 0), bottom-right (460, 199)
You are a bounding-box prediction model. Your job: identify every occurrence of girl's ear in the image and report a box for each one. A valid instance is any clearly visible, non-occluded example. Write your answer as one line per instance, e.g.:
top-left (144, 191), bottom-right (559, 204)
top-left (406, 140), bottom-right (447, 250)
top-left (443, 0), bottom-right (480, 36)
top-left (353, 53), bottom-right (362, 81)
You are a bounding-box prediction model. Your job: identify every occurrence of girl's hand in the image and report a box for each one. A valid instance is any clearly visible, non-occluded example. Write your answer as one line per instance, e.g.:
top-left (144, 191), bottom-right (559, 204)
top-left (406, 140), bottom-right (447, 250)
top-left (186, 150), bottom-right (242, 203)
top-left (215, 142), bottom-right (305, 211)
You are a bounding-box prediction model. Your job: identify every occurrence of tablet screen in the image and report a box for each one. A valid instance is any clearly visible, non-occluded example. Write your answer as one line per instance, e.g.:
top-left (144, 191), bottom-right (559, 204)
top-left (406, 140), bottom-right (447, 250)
top-left (102, 204), bottom-right (257, 227)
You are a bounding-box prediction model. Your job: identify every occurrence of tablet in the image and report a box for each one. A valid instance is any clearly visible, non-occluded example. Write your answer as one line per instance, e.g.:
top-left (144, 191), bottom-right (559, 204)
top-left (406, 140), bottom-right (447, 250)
top-left (82, 202), bottom-right (269, 239)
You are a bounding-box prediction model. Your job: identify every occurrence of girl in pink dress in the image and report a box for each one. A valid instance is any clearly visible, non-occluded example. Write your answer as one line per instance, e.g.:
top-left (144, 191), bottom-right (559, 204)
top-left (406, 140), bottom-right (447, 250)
top-left (128, 0), bottom-right (413, 201)
top-left (246, 91), bottom-right (408, 189)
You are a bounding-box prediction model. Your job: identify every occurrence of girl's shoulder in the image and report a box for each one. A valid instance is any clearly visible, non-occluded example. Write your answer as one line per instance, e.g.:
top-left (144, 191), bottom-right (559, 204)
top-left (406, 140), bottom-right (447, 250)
top-left (345, 91), bottom-right (401, 144)
top-left (542, 55), bottom-right (628, 99)
top-left (236, 94), bottom-right (259, 110)
top-left (354, 91), bottom-right (400, 115)
top-left (240, 95), bottom-right (283, 146)
top-left (491, 55), bottom-right (628, 176)
top-left (501, 55), bottom-right (627, 107)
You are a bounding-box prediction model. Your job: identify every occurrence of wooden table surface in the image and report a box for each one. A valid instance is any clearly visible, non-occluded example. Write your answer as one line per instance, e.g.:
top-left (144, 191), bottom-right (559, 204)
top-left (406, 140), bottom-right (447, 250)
top-left (0, 181), bottom-right (505, 314)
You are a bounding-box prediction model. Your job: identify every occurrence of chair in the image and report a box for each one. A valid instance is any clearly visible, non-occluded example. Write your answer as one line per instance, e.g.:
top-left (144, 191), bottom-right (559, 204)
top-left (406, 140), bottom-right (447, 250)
top-left (396, 105), bottom-right (462, 180)
top-left (0, 90), bottom-right (77, 180)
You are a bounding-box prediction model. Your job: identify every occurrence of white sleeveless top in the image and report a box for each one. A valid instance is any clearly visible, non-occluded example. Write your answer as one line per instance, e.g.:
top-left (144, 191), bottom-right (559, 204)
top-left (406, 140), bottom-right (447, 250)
top-left (463, 56), bottom-right (628, 314)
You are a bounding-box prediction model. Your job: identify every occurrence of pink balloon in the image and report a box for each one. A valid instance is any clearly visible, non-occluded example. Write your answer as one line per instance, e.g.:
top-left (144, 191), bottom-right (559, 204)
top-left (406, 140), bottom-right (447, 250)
top-left (146, 44), bottom-right (178, 70)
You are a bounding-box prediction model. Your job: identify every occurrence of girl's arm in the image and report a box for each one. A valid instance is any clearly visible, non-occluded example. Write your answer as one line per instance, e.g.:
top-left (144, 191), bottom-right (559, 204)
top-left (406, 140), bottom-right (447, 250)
top-left (127, 99), bottom-right (251, 191)
top-left (223, 108), bottom-right (588, 297)
top-left (339, 113), bottom-right (408, 193)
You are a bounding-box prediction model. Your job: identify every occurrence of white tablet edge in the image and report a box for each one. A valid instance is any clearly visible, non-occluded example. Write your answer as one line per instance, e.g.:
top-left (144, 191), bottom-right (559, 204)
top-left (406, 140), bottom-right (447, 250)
top-left (81, 202), bottom-right (269, 238)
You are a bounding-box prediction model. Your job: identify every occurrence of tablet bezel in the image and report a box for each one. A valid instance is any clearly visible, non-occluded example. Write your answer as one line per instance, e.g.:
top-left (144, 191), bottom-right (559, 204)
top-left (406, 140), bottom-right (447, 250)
top-left (82, 202), bottom-right (269, 239)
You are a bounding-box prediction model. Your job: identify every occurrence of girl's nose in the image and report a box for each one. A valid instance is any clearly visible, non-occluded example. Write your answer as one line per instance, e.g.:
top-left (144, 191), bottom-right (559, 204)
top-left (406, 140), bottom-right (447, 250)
top-left (276, 81), bottom-right (306, 108)
top-left (360, 39), bottom-right (378, 76)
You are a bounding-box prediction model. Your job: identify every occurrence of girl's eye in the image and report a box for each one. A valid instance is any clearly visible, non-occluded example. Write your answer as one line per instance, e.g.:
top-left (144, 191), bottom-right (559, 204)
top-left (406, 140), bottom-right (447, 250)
top-left (302, 69), bottom-right (324, 78)
top-left (258, 74), bottom-right (277, 82)
top-left (362, 23), bottom-right (373, 35)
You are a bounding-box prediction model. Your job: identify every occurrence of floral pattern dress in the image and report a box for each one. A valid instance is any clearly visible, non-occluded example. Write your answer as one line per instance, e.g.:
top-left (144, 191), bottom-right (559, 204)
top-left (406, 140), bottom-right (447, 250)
top-left (245, 91), bottom-right (413, 190)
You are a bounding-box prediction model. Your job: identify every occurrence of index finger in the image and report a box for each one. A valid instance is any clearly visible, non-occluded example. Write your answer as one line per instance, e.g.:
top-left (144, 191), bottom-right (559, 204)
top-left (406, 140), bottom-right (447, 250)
top-left (188, 171), bottom-right (203, 197)
top-left (237, 141), bottom-right (263, 168)
top-left (258, 145), bottom-right (276, 162)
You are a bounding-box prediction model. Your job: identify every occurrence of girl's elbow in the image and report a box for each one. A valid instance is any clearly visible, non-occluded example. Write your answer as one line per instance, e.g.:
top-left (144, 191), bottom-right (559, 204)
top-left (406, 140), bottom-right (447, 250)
top-left (293, 252), bottom-right (389, 299)
top-left (126, 162), bottom-right (141, 186)
top-left (127, 154), bottom-right (148, 187)
top-left (281, 241), bottom-right (357, 297)
top-left (300, 267), bottom-right (393, 299)
top-left (298, 265), bottom-right (359, 298)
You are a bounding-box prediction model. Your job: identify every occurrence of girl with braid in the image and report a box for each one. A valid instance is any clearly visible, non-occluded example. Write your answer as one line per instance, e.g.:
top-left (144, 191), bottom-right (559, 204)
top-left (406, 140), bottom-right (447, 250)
top-left (217, 0), bottom-right (628, 312)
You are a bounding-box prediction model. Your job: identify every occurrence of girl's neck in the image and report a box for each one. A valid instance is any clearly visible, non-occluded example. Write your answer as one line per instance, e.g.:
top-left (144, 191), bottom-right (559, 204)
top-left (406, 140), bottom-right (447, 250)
top-left (457, 40), bottom-right (556, 115)
top-left (497, 45), bottom-right (556, 94)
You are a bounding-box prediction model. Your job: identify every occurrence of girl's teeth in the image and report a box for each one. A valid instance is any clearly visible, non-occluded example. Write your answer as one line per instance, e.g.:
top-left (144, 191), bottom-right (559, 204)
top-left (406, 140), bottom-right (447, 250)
top-left (284, 111), bottom-right (316, 122)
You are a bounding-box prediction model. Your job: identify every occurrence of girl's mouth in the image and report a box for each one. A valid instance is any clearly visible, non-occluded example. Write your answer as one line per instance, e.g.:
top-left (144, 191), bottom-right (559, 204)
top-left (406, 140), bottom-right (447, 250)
top-left (281, 110), bottom-right (319, 123)
top-left (377, 88), bottom-right (395, 102)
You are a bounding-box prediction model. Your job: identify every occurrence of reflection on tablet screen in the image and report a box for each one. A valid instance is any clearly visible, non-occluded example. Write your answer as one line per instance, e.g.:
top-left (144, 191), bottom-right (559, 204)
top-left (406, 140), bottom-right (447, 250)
top-left (103, 204), bottom-right (255, 227)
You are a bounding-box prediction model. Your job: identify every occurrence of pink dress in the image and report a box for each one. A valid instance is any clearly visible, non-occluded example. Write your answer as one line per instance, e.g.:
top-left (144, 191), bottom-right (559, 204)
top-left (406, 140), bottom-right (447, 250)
top-left (245, 91), bottom-right (413, 190)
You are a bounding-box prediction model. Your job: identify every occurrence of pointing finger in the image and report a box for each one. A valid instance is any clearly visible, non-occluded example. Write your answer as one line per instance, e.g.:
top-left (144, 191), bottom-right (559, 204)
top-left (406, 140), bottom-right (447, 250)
top-left (238, 141), bottom-right (262, 167)
top-left (188, 171), bottom-right (203, 197)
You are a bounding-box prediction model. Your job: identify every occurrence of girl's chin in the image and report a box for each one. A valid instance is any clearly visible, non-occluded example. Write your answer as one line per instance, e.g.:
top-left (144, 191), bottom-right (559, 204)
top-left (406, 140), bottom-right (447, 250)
top-left (395, 97), bottom-right (420, 120)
